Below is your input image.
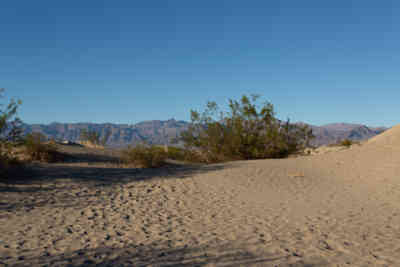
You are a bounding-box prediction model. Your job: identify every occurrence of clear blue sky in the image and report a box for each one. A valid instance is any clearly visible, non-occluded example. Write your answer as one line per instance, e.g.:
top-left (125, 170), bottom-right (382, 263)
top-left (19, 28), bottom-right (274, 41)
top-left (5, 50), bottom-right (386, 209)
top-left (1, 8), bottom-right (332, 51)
top-left (1, 1), bottom-right (399, 127)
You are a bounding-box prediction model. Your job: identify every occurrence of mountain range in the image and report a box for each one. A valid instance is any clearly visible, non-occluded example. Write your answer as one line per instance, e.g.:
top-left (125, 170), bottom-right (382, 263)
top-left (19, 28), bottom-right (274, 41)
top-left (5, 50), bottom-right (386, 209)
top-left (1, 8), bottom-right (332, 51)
top-left (22, 120), bottom-right (387, 148)
top-left (307, 123), bottom-right (387, 146)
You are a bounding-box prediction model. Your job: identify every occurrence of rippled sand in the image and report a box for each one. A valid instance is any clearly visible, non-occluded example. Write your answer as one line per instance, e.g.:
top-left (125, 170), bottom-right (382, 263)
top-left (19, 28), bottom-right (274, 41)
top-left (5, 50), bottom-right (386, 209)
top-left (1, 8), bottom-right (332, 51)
top-left (1, 125), bottom-right (400, 266)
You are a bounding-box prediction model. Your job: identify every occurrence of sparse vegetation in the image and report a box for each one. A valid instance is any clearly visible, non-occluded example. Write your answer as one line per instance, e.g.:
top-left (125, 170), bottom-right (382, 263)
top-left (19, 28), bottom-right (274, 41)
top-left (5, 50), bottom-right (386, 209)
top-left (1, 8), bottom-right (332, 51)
top-left (163, 146), bottom-right (186, 161)
top-left (0, 150), bottom-right (23, 179)
top-left (339, 139), bottom-right (353, 148)
top-left (0, 91), bottom-right (316, 171)
top-left (80, 129), bottom-right (111, 147)
top-left (23, 132), bottom-right (64, 162)
top-left (180, 94), bottom-right (314, 163)
top-left (122, 144), bottom-right (168, 168)
top-left (0, 88), bottom-right (24, 178)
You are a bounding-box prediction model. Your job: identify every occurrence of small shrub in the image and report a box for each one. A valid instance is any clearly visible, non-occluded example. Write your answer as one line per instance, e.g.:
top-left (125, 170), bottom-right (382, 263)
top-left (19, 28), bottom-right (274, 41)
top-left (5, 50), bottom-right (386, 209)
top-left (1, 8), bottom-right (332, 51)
top-left (162, 145), bottom-right (205, 163)
top-left (340, 139), bottom-right (353, 148)
top-left (80, 129), bottom-right (111, 147)
top-left (122, 144), bottom-right (167, 168)
top-left (0, 145), bottom-right (23, 179)
top-left (165, 146), bottom-right (186, 161)
top-left (24, 132), bottom-right (64, 162)
top-left (0, 88), bottom-right (25, 179)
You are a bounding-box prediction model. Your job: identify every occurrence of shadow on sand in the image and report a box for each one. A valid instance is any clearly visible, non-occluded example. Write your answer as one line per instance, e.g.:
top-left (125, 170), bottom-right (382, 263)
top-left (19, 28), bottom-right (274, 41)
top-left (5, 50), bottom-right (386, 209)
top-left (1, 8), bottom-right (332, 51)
top-left (0, 161), bottom-right (233, 212)
top-left (10, 241), bottom-right (292, 267)
top-left (2, 160), bottom-right (230, 187)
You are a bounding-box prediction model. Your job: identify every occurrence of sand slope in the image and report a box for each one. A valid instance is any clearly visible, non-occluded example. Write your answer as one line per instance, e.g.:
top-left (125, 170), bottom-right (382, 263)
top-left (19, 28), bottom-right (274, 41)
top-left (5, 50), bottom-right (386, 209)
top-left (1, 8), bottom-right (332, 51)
top-left (367, 124), bottom-right (400, 146)
top-left (1, 125), bottom-right (400, 266)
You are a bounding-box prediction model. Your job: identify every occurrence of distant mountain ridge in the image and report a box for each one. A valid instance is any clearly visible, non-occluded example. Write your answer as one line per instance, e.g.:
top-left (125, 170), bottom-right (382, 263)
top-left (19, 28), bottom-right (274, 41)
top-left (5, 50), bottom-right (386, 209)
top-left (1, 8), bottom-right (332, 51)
top-left (309, 123), bottom-right (387, 146)
top-left (22, 120), bottom-right (387, 147)
top-left (23, 119), bottom-right (189, 148)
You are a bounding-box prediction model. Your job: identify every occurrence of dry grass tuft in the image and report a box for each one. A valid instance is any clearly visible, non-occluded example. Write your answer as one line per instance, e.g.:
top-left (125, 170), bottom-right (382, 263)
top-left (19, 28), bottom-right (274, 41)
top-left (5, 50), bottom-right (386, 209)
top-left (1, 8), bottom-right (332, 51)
top-left (121, 144), bottom-right (168, 168)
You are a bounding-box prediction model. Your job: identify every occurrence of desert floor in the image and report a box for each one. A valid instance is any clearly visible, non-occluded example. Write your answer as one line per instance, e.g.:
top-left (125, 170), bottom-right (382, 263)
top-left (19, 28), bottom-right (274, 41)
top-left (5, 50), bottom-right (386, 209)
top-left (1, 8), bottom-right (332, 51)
top-left (1, 127), bottom-right (400, 266)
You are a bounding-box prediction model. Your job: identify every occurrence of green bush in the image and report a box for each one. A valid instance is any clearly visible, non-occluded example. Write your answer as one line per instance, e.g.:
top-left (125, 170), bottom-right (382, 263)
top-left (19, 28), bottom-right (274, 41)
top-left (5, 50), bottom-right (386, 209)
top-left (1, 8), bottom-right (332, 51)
top-left (24, 132), bottom-right (64, 162)
top-left (122, 144), bottom-right (168, 168)
top-left (180, 94), bottom-right (314, 163)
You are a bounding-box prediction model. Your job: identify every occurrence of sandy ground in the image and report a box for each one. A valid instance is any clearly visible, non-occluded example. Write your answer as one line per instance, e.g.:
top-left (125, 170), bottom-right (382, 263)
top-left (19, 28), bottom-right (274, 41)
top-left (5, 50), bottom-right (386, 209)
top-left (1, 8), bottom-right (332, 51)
top-left (1, 126), bottom-right (400, 266)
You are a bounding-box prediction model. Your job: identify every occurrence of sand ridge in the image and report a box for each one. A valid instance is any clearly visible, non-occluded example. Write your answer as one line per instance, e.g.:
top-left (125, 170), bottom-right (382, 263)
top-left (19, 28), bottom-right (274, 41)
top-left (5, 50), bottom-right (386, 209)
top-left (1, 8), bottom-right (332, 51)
top-left (1, 125), bottom-right (400, 266)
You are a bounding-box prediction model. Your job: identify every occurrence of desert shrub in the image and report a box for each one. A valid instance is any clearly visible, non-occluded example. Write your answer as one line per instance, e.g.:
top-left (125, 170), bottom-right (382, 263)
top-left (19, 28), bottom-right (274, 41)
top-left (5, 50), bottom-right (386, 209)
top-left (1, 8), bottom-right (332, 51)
top-left (122, 144), bottom-right (167, 168)
top-left (340, 139), bottom-right (353, 148)
top-left (80, 129), bottom-right (111, 147)
top-left (180, 94), bottom-right (314, 163)
top-left (0, 88), bottom-right (24, 178)
top-left (0, 141), bottom-right (20, 172)
top-left (24, 132), bottom-right (64, 162)
top-left (161, 145), bottom-right (206, 162)
top-left (0, 141), bottom-right (20, 176)
top-left (164, 146), bottom-right (186, 161)
top-left (0, 89), bottom-right (23, 144)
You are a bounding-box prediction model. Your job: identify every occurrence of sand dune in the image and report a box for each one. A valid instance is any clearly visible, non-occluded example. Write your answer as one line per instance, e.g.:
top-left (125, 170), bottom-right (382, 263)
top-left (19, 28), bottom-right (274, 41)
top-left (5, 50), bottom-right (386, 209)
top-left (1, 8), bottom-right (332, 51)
top-left (367, 124), bottom-right (400, 147)
top-left (1, 125), bottom-right (400, 266)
